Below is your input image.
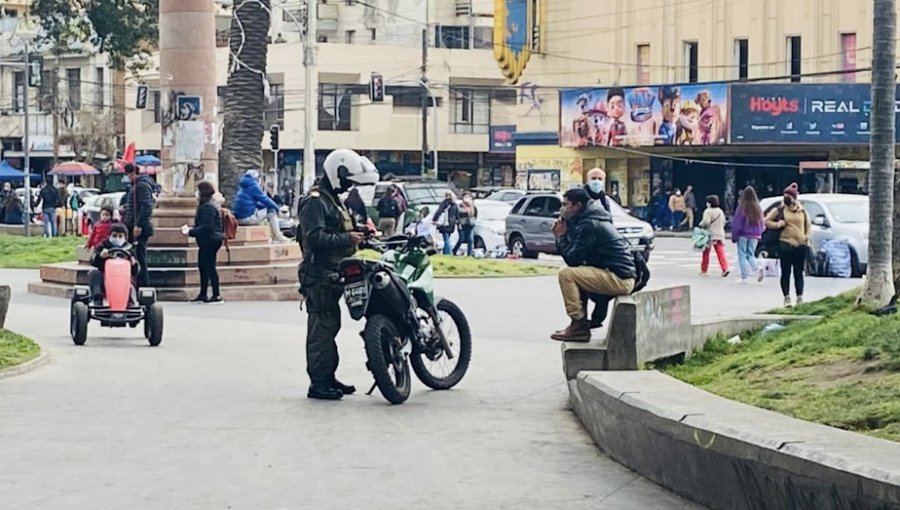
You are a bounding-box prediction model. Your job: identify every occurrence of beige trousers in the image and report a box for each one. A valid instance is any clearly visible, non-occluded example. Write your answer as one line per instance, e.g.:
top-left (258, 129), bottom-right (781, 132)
top-left (681, 208), bottom-right (694, 229)
top-left (558, 266), bottom-right (635, 320)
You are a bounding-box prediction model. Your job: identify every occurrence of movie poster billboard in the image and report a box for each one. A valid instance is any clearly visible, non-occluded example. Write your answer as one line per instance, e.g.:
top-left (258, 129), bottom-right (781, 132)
top-left (560, 83), bottom-right (729, 148)
top-left (730, 83), bottom-right (900, 144)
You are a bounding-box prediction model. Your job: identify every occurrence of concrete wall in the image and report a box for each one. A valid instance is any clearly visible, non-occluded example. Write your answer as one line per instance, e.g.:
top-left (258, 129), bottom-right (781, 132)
top-left (570, 371), bottom-right (900, 510)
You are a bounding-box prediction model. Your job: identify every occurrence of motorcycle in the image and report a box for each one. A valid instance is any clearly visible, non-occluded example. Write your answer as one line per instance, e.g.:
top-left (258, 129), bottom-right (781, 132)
top-left (339, 235), bottom-right (472, 404)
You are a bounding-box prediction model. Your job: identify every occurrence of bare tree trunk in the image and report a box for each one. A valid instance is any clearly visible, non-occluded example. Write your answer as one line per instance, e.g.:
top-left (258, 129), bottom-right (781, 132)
top-left (219, 0), bottom-right (271, 203)
top-left (861, 0), bottom-right (896, 306)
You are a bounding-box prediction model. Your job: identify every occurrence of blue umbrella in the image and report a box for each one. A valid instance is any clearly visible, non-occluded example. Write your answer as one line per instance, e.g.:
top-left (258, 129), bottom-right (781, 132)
top-left (0, 160), bottom-right (39, 182)
top-left (135, 154), bottom-right (161, 166)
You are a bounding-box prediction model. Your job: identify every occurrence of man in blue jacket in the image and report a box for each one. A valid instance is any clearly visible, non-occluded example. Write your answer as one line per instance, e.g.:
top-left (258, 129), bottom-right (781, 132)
top-left (232, 169), bottom-right (290, 243)
top-left (551, 187), bottom-right (636, 342)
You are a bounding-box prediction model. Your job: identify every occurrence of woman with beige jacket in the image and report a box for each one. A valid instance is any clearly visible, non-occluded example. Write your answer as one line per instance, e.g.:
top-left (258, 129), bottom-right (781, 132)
top-left (765, 183), bottom-right (811, 308)
top-left (699, 194), bottom-right (730, 277)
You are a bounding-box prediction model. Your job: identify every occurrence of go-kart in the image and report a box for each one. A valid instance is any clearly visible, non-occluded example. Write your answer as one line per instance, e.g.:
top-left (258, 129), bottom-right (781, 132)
top-left (69, 247), bottom-right (164, 346)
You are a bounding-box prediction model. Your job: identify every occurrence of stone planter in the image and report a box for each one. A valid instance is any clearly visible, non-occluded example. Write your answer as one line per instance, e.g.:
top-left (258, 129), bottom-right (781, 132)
top-left (0, 285), bottom-right (9, 330)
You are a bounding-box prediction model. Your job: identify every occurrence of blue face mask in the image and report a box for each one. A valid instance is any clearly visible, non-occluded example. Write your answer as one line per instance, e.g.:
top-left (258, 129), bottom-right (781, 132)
top-left (588, 180), bottom-right (604, 194)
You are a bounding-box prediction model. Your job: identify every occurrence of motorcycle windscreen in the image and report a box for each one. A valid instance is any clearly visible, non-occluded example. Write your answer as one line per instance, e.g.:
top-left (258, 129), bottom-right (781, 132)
top-left (104, 258), bottom-right (133, 311)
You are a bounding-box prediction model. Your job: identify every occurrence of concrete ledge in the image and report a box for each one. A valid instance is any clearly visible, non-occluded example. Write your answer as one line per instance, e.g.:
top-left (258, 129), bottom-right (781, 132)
top-left (569, 371), bottom-right (900, 510)
top-left (690, 314), bottom-right (821, 352)
top-left (0, 352), bottom-right (50, 380)
top-left (0, 224), bottom-right (26, 236)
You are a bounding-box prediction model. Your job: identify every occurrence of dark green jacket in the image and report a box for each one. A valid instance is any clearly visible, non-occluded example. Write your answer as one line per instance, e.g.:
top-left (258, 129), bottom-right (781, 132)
top-left (298, 185), bottom-right (356, 275)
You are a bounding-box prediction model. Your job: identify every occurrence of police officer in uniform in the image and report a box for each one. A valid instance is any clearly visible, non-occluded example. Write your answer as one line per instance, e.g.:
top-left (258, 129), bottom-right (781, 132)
top-left (298, 149), bottom-right (380, 400)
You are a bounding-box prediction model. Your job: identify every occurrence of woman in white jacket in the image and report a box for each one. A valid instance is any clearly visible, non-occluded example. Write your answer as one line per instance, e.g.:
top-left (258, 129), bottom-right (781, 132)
top-left (699, 194), bottom-right (730, 277)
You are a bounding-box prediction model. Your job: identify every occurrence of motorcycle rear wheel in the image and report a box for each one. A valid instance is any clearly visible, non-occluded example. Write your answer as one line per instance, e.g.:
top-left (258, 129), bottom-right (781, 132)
top-left (364, 314), bottom-right (412, 405)
top-left (411, 299), bottom-right (472, 390)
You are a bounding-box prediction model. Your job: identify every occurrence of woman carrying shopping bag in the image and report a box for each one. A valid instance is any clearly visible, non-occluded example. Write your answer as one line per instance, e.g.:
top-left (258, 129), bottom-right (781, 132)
top-left (698, 195), bottom-right (730, 277)
top-left (765, 183), bottom-right (811, 308)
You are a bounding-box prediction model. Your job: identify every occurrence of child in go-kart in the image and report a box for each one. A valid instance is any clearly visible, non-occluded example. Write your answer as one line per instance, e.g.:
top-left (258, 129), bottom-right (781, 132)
top-left (88, 223), bottom-right (139, 306)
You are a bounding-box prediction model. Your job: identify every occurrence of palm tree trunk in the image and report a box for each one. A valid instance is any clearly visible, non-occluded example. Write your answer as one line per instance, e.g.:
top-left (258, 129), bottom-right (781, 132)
top-left (219, 0), bottom-right (271, 203)
top-left (861, 0), bottom-right (896, 306)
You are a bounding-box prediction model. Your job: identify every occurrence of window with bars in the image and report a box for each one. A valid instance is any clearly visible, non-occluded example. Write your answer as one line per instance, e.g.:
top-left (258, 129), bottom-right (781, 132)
top-left (636, 44), bottom-right (650, 85)
top-left (67, 68), bottom-right (81, 110)
top-left (39, 70), bottom-right (53, 112)
top-left (435, 25), bottom-right (470, 49)
top-left (94, 67), bottom-right (104, 111)
top-left (12, 72), bottom-right (24, 113)
top-left (264, 84), bottom-right (285, 129)
top-left (450, 88), bottom-right (490, 134)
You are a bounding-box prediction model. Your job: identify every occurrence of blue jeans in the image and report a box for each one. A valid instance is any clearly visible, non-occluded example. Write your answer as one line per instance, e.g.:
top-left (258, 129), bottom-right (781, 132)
top-left (671, 211), bottom-right (684, 230)
top-left (441, 231), bottom-right (452, 255)
top-left (42, 208), bottom-right (57, 237)
top-left (453, 225), bottom-right (475, 256)
top-left (737, 237), bottom-right (760, 280)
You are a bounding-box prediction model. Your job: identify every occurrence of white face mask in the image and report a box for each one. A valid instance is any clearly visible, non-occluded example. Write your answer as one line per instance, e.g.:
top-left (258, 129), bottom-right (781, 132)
top-left (110, 237), bottom-right (126, 248)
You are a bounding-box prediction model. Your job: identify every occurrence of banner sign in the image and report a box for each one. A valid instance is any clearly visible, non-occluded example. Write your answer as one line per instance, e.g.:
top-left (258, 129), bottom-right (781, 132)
top-left (730, 83), bottom-right (900, 144)
top-left (560, 83), bottom-right (729, 148)
top-left (489, 125), bottom-right (516, 153)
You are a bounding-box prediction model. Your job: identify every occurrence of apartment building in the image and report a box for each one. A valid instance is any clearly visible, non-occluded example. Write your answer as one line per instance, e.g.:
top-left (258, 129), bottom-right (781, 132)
top-left (0, 0), bottom-right (122, 176)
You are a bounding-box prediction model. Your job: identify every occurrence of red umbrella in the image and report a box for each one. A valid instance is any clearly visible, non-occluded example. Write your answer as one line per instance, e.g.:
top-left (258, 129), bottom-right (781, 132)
top-left (49, 161), bottom-right (100, 176)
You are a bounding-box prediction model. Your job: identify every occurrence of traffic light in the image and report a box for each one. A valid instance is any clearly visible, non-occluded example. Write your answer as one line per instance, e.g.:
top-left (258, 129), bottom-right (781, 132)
top-left (270, 124), bottom-right (280, 151)
top-left (369, 72), bottom-right (384, 103)
top-left (136, 85), bottom-right (149, 110)
top-left (423, 150), bottom-right (435, 170)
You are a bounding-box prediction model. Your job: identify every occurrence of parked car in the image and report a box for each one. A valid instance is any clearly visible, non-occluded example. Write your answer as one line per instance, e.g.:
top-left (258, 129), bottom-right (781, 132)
top-left (504, 193), bottom-right (654, 260)
top-left (485, 188), bottom-right (535, 204)
top-left (82, 192), bottom-right (125, 226)
top-left (441, 199), bottom-right (512, 255)
top-left (467, 186), bottom-right (506, 200)
top-left (759, 193), bottom-right (868, 277)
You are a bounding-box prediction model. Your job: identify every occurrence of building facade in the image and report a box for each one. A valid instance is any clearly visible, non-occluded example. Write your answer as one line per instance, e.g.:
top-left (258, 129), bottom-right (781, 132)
top-left (0, 0), bottom-right (123, 177)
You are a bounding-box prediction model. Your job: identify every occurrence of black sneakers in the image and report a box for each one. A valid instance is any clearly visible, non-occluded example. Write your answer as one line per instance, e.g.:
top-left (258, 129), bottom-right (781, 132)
top-left (308, 384), bottom-right (343, 400)
top-left (206, 296), bottom-right (224, 305)
top-left (190, 295), bottom-right (207, 304)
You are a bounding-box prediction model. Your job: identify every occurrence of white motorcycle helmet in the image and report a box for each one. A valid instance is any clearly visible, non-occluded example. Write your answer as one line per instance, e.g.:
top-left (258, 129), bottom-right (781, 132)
top-left (322, 149), bottom-right (380, 192)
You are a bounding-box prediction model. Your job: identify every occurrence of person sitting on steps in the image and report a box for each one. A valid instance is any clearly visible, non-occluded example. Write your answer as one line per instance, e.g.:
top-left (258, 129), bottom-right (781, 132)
top-left (232, 169), bottom-right (290, 243)
top-left (551, 188), bottom-right (637, 343)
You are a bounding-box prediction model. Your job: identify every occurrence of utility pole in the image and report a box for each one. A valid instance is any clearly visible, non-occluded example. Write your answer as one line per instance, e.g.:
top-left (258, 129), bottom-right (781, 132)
top-left (420, 28), bottom-right (428, 176)
top-left (301, 0), bottom-right (318, 196)
top-left (22, 38), bottom-right (31, 236)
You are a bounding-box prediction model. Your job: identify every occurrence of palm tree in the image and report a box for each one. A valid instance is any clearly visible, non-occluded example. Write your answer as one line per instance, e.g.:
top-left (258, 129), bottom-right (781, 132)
top-left (219, 0), bottom-right (271, 202)
top-left (861, 0), bottom-right (896, 306)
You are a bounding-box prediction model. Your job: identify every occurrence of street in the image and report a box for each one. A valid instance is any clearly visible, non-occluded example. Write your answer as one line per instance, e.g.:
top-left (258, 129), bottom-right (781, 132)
top-left (0, 241), bottom-right (859, 509)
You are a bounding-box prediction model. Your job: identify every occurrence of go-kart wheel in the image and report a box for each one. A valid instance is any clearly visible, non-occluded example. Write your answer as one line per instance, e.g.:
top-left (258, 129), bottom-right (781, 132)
top-left (145, 303), bottom-right (164, 346)
top-left (71, 302), bottom-right (89, 346)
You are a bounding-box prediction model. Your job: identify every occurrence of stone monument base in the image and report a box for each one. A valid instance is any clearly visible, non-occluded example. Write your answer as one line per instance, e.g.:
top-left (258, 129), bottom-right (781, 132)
top-left (29, 197), bottom-right (302, 301)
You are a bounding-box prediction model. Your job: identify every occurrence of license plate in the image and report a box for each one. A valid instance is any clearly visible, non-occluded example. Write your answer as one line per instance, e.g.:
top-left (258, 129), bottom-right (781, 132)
top-left (344, 281), bottom-right (368, 307)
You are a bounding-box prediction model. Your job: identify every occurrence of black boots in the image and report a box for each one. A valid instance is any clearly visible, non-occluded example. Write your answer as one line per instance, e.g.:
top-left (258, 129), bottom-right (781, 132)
top-left (307, 383), bottom-right (343, 400)
top-left (332, 379), bottom-right (356, 395)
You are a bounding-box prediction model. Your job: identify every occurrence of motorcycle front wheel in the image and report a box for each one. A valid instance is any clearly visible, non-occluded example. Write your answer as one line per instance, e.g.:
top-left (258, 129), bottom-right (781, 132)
top-left (364, 314), bottom-right (412, 405)
top-left (411, 299), bottom-right (473, 391)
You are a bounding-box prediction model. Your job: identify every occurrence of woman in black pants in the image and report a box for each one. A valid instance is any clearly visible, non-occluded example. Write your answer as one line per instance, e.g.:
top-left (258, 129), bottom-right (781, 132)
top-left (764, 183), bottom-right (811, 308)
top-left (187, 181), bottom-right (224, 304)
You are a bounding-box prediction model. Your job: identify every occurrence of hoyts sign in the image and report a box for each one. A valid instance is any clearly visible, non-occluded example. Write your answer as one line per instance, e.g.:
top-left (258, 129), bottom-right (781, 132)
top-left (749, 96), bottom-right (800, 117)
top-left (730, 83), bottom-right (900, 144)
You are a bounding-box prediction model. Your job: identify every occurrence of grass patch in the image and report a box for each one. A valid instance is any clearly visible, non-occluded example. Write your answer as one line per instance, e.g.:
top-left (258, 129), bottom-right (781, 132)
top-left (357, 250), bottom-right (556, 278)
top-left (0, 234), bottom-right (82, 269)
top-left (665, 294), bottom-right (900, 442)
top-left (766, 289), bottom-right (859, 316)
top-left (0, 329), bottom-right (41, 370)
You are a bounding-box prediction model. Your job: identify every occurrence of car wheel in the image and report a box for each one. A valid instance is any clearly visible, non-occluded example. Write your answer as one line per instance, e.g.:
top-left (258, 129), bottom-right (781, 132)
top-left (509, 234), bottom-right (537, 259)
top-left (474, 236), bottom-right (486, 251)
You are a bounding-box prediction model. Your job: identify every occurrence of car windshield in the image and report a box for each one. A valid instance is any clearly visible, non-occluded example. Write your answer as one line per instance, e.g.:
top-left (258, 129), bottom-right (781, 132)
top-left (607, 200), bottom-right (630, 218)
top-left (477, 204), bottom-right (511, 221)
top-left (827, 201), bottom-right (868, 223)
top-left (405, 185), bottom-right (454, 204)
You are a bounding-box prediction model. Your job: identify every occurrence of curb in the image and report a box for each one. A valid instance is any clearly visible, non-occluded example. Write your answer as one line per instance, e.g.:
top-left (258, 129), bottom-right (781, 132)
top-left (0, 352), bottom-right (50, 380)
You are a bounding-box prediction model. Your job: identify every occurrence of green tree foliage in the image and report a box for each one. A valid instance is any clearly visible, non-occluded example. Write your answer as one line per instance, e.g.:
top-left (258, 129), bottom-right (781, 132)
top-left (29, 0), bottom-right (158, 72)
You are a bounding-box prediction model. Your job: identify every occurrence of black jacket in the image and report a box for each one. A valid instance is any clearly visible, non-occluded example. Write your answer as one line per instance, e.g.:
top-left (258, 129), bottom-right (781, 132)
top-left (377, 195), bottom-right (401, 219)
top-left (557, 203), bottom-right (636, 280)
top-left (584, 185), bottom-right (611, 213)
top-left (122, 175), bottom-right (155, 234)
top-left (38, 185), bottom-right (60, 210)
top-left (90, 239), bottom-right (138, 275)
top-left (189, 199), bottom-right (223, 243)
top-left (298, 184), bottom-right (356, 274)
top-left (432, 199), bottom-right (459, 234)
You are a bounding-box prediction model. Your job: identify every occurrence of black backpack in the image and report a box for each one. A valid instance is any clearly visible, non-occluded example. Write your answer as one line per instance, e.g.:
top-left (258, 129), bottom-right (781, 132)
top-left (632, 251), bottom-right (651, 294)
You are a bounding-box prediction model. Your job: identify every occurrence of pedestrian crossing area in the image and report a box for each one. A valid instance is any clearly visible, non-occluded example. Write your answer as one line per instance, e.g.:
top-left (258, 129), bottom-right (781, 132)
top-left (648, 248), bottom-right (739, 271)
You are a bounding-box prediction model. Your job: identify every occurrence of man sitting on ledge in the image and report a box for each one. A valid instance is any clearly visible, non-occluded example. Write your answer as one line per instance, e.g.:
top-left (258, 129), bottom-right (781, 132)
top-left (551, 187), bottom-right (636, 342)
